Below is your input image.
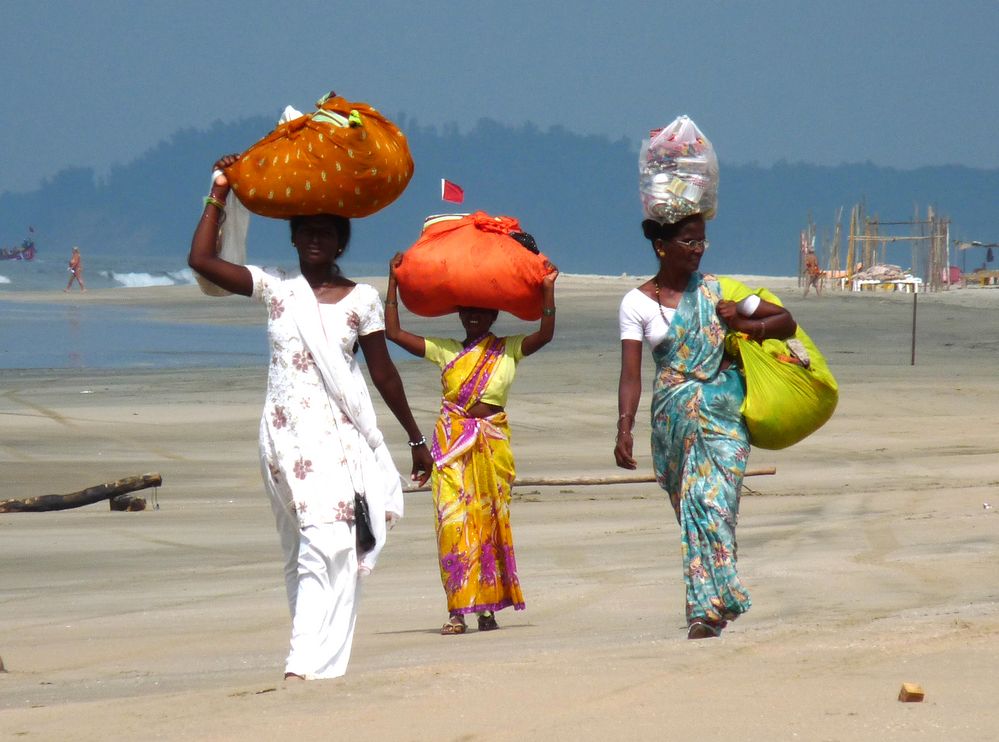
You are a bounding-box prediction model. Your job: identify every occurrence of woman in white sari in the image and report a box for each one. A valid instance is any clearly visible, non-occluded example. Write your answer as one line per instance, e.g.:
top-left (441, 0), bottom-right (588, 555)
top-left (188, 154), bottom-right (433, 680)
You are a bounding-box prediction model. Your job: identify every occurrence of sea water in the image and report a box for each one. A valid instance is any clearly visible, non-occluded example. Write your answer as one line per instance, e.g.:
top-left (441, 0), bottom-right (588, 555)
top-left (0, 254), bottom-right (260, 369)
top-left (0, 251), bottom-right (201, 293)
top-left (0, 255), bottom-right (396, 370)
top-left (0, 252), bottom-right (385, 293)
top-left (0, 300), bottom-right (266, 369)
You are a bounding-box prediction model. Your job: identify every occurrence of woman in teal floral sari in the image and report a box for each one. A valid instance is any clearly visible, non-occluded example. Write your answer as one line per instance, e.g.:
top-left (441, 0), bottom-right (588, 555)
top-left (615, 214), bottom-right (797, 639)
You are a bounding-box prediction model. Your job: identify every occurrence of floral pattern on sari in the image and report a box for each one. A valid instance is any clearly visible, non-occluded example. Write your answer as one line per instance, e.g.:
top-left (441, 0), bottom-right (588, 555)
top-left (650, 273), bottom-right (752, 625)
top-left (429, 334), bottom-right (526, 616)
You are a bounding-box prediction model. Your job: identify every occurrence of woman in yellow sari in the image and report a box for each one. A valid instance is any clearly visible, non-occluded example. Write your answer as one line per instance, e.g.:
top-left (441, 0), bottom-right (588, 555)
top-left (386, 252), bottom-right (558, 634)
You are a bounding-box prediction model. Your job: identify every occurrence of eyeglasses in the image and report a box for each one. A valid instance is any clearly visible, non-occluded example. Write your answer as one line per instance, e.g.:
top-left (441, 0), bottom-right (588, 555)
top-left (673, 238), bottom-right (709, 251)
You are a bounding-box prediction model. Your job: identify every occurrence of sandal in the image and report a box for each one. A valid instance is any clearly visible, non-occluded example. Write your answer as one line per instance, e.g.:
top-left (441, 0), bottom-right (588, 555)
top-left (477, 611), bottom-right (499, 632)
top-left (440, 616), bottom-right (467, 635)
top-left (687, 619), bottom-right (722, 640)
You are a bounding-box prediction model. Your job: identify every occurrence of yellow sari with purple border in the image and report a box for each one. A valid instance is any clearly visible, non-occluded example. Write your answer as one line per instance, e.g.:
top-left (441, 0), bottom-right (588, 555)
top-left (651, 273), bottom-right (753, 626)
top-left (429, 334), bottom-right (525, 616)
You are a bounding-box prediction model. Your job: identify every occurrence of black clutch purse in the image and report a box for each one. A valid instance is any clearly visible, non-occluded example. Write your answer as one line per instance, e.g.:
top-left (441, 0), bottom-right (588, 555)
top-left (354, 493), bottom-right (376, 555)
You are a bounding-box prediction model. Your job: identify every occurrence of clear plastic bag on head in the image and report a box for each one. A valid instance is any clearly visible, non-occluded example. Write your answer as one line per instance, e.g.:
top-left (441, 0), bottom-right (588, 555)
top-left (639, 115), bottom-right (718, 224)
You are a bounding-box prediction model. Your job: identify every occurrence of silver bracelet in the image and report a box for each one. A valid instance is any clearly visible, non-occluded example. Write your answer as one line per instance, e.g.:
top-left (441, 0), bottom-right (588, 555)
top-left (407, 435), bottom-right (426, 448)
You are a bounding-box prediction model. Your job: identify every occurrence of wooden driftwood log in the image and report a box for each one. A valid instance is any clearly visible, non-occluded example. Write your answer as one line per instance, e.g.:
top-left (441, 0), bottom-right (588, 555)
top-left (405, 468), bottom-right (776, 494)
top-left (0, 473), bottom-right (162, 513)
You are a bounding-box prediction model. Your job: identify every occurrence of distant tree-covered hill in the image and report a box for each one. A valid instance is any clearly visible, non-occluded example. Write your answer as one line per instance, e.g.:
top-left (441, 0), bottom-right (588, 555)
top-left (2, 116), bottom-right (996, 277)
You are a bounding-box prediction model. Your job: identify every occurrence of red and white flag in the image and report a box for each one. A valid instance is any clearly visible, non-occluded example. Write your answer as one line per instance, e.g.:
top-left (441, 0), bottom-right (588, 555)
top-left (441, 179), bottom-right (464, 204)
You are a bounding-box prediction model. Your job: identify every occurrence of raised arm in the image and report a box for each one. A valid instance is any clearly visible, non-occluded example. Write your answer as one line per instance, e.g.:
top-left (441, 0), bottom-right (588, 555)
top-left (716, 298), bottom-right (797, 342)
top-left (357, 330), bottom-right (432, 485)
top-left (384, 253), bottom-right (427, 357)
top-left (614, 339), bottom-right (643, 470)
top-left (187, 154), bottom-right (253, 297)
top-left (521, 262), bottom-right (559, 357)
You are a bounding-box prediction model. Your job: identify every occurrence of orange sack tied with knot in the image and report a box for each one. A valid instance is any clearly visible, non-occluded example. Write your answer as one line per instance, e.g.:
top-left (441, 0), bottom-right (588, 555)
top-left (224, 92), bottom-right (414, 219)
top-left (394, 212), bottom-right (552, 321)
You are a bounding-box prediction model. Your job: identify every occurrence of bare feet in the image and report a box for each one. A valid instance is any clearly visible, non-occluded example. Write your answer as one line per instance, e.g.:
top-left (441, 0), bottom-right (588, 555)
top-left (283, 672), bottom-right (306, 681)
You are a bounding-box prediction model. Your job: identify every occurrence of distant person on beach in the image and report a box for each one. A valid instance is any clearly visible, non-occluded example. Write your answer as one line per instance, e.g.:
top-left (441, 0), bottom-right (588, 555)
top-left (614, 214), bottom-right (797, 639)
top-left (385, 250), bottom-right (558, 635)
top-left (188, 154), bottom-right (432, 681)
top-left (803, 248), bottom-right (822, 297)
top-left (64, 246), bottom-right (85, 292)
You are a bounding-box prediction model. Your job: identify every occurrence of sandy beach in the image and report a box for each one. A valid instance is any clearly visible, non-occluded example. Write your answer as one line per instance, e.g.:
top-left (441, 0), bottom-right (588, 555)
top-left (2, 275), bottom-right (998, 741)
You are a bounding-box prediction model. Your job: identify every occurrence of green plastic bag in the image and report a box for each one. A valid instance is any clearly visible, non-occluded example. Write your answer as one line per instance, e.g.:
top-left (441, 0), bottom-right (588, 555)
top-left (729, 288), bottom-right (838, 450)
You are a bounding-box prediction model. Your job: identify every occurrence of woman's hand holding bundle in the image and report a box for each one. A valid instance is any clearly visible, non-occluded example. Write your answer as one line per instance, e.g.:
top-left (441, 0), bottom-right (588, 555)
top-left (542, 261), bottom-right (559, 288)
top-left (210, 153), bottom-right (240, 199)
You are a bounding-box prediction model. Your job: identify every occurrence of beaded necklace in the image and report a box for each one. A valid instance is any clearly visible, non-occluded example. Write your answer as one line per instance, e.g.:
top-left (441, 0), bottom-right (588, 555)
top-left (652, 277), bottom-right (675, 325)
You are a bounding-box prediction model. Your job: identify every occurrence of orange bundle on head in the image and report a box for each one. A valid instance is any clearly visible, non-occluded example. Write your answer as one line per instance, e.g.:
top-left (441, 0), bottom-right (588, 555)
top-left (224, 92), bottom-right (414, 219)
top-left (394, 212), bottom-right (551, 321)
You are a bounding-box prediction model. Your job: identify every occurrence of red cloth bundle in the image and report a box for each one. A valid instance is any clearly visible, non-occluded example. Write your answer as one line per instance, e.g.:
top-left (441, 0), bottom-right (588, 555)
top-left (395, 212), bottom-right (551, 320)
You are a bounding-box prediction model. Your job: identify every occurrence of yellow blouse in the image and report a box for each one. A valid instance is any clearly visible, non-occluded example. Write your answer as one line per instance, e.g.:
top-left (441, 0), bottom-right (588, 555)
top-left (423, 335), bottom-right (526, 408)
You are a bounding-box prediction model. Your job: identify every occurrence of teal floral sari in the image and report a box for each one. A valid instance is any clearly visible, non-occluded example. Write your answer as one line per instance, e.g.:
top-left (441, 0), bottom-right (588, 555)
top-left (650, 272), bottom-right (752, 626)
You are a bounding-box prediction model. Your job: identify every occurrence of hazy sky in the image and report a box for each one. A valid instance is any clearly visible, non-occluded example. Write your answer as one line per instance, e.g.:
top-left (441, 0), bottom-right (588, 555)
top-left (2, 0), bottom-right (996, 195)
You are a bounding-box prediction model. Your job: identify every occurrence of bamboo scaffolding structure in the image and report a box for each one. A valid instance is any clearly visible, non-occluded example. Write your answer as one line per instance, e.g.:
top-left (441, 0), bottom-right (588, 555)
top-left (811, 202), bottom-right (950, 292)
top-left (845, 204), bottom-right (859, 282)
top-left (877, 220), bottom-right (938, 225)
top-left (850, 235), bottom-right (932, 242)
top-left (936, 212), bottom-right (949, 290)
top-left (864, 216), bottom-right (877, 269)
top-left (405, 467), bottom-right (777, 494)
top-left (829, 207), bottom-right (843, 275)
